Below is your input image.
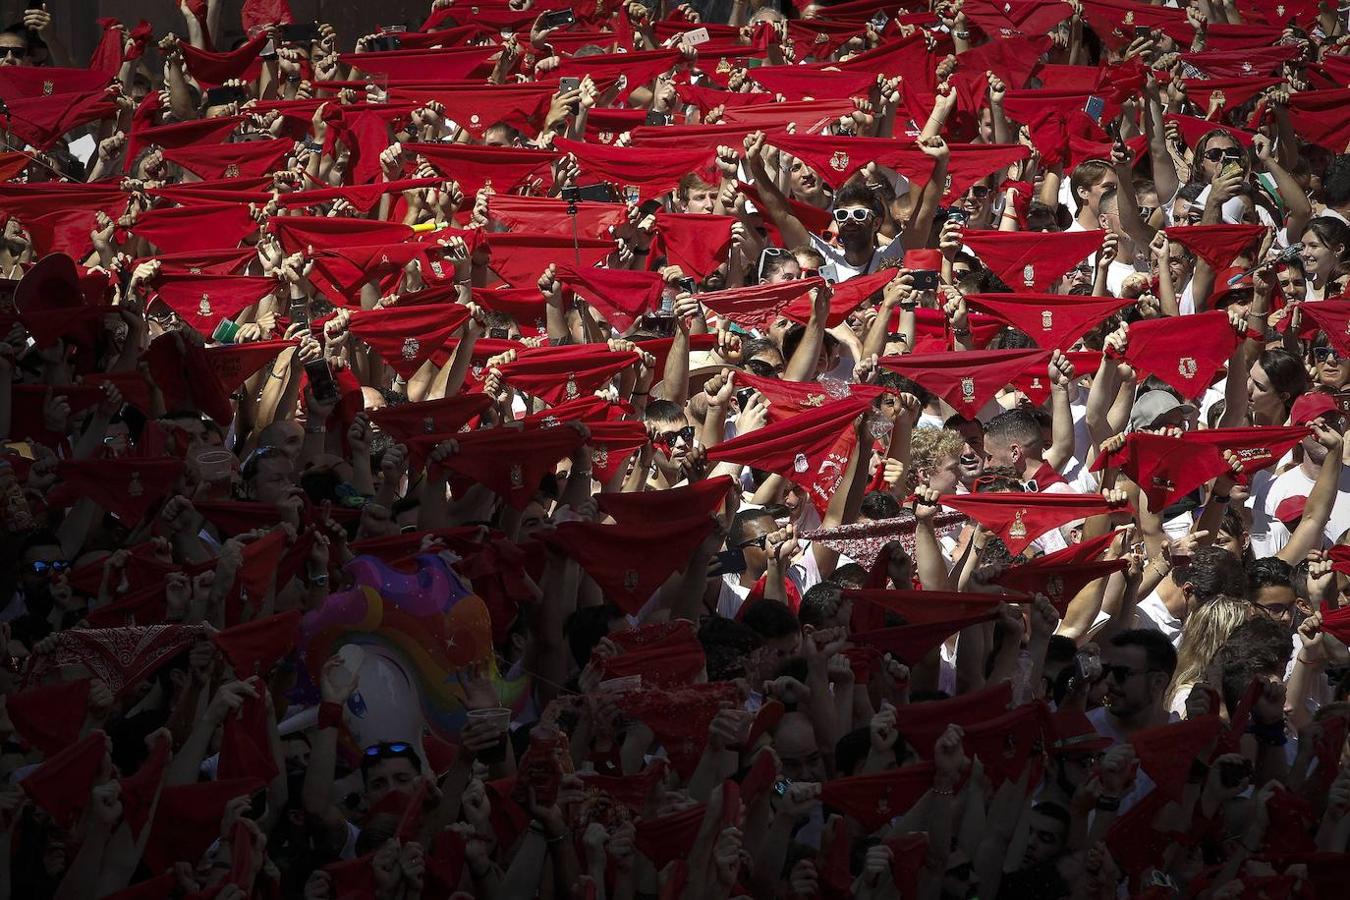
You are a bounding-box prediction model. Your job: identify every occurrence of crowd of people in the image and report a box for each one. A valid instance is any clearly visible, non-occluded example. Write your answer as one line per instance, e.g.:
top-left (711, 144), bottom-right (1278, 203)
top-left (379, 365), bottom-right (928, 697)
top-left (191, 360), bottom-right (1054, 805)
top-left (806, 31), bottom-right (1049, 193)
top-left (2, 0), bottom-right (1350, 896)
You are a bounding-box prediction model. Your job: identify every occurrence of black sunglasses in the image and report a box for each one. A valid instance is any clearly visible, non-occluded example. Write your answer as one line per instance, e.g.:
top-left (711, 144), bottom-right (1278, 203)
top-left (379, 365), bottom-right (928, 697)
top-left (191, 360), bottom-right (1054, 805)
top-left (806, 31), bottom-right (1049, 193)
top-left (1202, 147), bottom-right (1243, 162)
top-left (656, 425), bottom-right (695, 446)
top-left (363, 741), bottom-right (414, 760)
top-left (0, 48), bottom-right (23, 60)
top-left (1314, 346), bottom-right (1340, 364)
top-left (29, 560), bottom-right (71, 576)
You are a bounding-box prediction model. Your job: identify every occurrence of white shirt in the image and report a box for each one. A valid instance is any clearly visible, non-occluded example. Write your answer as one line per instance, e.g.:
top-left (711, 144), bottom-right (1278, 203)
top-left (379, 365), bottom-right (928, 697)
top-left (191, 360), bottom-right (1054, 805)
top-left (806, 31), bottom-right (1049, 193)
top-left (809, 234), bottom-right (899, 282)
top-left (1257, 463), bottom-right (1350, 556)
top-left (1134, 589), bottom-right (1184, 647)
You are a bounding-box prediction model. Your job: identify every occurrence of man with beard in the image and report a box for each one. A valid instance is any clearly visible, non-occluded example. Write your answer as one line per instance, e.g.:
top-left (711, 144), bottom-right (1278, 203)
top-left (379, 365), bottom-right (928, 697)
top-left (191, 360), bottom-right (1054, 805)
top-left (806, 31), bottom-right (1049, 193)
top-left (1090, 629), bottom-right (1177, 742)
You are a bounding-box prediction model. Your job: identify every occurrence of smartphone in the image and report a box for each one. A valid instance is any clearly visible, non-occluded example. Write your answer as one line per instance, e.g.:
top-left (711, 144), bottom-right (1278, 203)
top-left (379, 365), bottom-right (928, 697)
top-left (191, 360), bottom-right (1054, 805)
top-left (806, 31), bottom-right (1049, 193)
top-left (304, 358), bottom-right (340, 403)
top-left (946, 209), bottom-right (968, 225)
top-left (1073, 651), bottom-right (1102, 684)
top-left (684, 26), bottom-right (711, 46)
top-left (368, 35), bottom-right (401, 52)
top-left (708, 547), bottom-right (747, 577)
top-left (573, 183), bottom-right (617, 203)
top-left (288, 299), bottom-right (309, 330)
top-left (677, 276), bottom-right (696, 295)
top-left (380, 24), bottom-right (409, 33)
top-left (772, 776), bottom-right (792, 797)
top-left (1221, 161), bottom-right (1243, 180)
top-left (204, 85), bottom-right (248, 107)
top-left (1134, 25), bottom-right (1151, 38)
top-left (539, 8), bottom-right (575, 29)
top-left (645, 110), bottom-right (670, 126)
top-left (735, 387), bottom-right (757, 410)
top-left (642, 314), bottom-right (676, 337)
top-left (558, 76), bottom-right (581, 94)
top-left (279, 23), bottom-right (322, 45)
top-left (488, 326), bottom-right (509, 340)
top-left (911, 270), bottom-right (939, 291)
top-left (819, 262), bottom-right (841, 285)
top-left (869, 11), bottom-right (890, 29)
top-left (1084, 95), bottom-right (1106, 123)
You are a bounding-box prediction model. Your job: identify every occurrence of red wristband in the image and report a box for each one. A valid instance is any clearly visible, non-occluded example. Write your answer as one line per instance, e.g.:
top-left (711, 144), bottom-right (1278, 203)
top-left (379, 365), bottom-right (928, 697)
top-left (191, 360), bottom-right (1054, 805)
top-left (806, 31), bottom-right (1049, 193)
top-left (318, 701), bottom-right (344, 730)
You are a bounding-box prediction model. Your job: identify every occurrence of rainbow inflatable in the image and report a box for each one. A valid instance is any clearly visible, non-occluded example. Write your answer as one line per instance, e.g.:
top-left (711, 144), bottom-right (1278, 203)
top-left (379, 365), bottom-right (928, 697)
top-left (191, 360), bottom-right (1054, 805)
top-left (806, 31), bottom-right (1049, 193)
top-left (297, 553), bottom-right (530, 749)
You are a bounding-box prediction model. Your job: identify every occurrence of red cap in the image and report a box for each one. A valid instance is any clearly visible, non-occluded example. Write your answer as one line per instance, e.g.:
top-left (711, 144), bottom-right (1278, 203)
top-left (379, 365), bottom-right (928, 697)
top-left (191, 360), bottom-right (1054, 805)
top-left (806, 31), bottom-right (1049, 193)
top-left (653, 212), bottom-right (737, 280)
top-left (962, 230), bottom-right (1106, 293)
top-left (1275, 495), bottom-right (1307, 527)
top-left (880, 349), bottom-right (1051, 418)
top-left (555, 264), bottom-right (667, 333)
top-left (1292, 392), bottom-right (1338, 426)
top-left (616, 682), bottom-right (741, 778)
top-left (1164, 224), bottom-right (1268, 271)
top-left (965, 292), bottom-right (1132, 351)
top-left (1112, 310), bottom-right (1244, 400)
top-left (6, 678), bottom-right (91, 756)
top-left (941, 491), bottom-right (1129, 555)
top-left (1045, 708), bottom-right (1113, 755)
top-left (819, 762), bottom-right (936, 832)
top-left (213, 609), bottom-right (302, 679)
top-left (347, 302), bottom-right (470, 380)
top-left (538, 516), bottom-right (719, 616)
top-left (20, 730), bottom-right (108, 826)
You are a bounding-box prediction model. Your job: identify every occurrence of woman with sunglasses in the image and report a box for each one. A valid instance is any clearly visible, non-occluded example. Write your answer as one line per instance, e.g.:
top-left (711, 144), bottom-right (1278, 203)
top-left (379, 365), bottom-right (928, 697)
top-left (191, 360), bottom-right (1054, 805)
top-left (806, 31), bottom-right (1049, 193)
top-left (1308, 334), bottom-right (1350, 391)
top-left (1297, 216), bottom-right (1350, 300)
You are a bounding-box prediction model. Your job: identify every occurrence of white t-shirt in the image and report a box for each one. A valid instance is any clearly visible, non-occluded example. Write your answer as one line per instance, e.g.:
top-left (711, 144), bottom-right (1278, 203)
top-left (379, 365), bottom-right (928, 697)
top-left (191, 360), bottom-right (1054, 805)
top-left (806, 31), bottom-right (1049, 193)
top-left (1134, 589), bottom-right (1184, 647)
top-left (809, 234), bottom-right (901, 282)
top-left (1256, 463), bottom-right (1350, 556)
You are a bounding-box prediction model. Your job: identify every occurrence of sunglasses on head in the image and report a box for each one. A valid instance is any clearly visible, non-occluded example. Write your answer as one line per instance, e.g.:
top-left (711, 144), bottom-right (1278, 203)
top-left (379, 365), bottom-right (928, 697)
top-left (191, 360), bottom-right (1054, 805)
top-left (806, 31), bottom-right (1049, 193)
top-left (363, 741), bottom-right (415, 761)
top-left (1202, 147), bottom-right (1243, 162)
top-left (29, 560), bottom-right (71, 576)
top-left (832, 206), bottom-right (874, 224)
top-left (757, 246), bottom-right (792, 281)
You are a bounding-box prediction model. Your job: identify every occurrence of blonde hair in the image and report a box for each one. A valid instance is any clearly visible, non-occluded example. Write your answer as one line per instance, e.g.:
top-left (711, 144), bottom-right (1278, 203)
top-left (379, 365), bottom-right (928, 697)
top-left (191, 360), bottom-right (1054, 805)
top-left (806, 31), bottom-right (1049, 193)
top-left (909, 428), bottom-right (965, 473)
top-left (1166, 594), bottom-right (1249, 709)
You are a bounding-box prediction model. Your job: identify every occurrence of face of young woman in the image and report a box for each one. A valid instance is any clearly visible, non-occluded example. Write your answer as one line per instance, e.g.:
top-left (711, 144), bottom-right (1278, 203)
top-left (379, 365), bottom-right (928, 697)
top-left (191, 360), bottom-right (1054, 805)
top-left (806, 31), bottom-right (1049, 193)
top-left (1301, 229), bottom-right (1342, 281)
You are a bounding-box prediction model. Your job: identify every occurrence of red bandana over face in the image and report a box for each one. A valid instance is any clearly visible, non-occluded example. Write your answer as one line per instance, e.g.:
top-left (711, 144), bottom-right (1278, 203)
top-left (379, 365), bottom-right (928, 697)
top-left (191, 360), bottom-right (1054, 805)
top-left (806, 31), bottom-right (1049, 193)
top-left (964, 293), bottom-right (1130, 351)
top-left (538, 516), bottom-right (718, 615)
top-left (960, 230), bottom-right (1107, 293)
top-left (941, 491), bottom-right (1127, 555)
top-left (1110, 310), bottom-right (1243, 400)
top-left (880, 349), bottom-right (1050, 419)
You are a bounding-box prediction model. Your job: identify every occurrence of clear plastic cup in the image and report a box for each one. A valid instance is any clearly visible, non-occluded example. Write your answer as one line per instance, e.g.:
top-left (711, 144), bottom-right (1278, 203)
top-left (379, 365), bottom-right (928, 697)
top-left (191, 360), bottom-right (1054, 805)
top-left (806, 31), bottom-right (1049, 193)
top-left (195, 450), bottom-right (234, 483)
top-left (467, 707), bottom-right (512, 762)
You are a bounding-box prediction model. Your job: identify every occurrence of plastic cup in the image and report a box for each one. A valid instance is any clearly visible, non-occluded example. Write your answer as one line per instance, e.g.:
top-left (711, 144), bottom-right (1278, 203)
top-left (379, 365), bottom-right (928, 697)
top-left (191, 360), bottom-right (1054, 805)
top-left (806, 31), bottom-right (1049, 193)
top-left (211, 319), bottom-right (241, 344)
top-left (195, 450), bottom-right (234, 483)
top-left (467, 707), bottom-right (512, 762)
